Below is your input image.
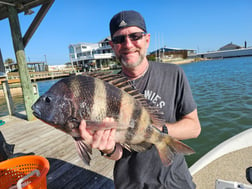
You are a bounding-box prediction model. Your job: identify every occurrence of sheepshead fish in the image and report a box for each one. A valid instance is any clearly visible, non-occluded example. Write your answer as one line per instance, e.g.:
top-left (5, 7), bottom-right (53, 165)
top-left (32, 73), bottom-right (194, 166)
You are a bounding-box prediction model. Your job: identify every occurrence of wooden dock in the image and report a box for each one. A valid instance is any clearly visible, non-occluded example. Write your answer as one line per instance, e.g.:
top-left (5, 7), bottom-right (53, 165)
top-left (0, 114), bottom-right (115, 189)
top-left (6, 71), bottom-right (70, 83)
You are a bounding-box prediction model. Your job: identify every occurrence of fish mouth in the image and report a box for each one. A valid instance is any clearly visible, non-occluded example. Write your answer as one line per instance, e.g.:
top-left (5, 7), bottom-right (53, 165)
top-left (31, 105), bottom-right (41, 119)
top-left (32, 110), bottom-right (41, 119)
top-left (32, 109), bottom-right (57, 127)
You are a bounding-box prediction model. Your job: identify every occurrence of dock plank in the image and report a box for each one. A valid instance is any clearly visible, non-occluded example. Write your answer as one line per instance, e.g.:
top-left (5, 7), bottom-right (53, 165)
top-left (0, 116), bottom-right (115, 188)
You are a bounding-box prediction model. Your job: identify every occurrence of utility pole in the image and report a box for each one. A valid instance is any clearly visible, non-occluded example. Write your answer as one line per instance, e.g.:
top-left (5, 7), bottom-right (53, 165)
top-left (44, 54), bottom-right (47, 64)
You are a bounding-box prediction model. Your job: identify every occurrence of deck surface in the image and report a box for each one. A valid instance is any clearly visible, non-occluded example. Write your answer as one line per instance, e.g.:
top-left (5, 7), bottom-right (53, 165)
top-left (2, 115), bottom-right (252, 189)
top-left (192, 146), bottom-right (252, 188)
top-left (0, 115), bottom-right (115, 189)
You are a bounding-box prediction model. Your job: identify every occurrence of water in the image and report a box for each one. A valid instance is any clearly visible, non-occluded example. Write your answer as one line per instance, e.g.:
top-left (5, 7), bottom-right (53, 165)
top-left (180, 57), bottom-right (252, 165)
top-left (1, 56), bottom-right (252, 166)
top-left (0, 79), bottom-right (61, 117)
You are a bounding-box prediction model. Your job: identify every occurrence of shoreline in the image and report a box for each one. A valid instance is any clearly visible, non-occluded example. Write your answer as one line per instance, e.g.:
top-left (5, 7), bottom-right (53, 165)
top-left (166, 58), bottom-right (207, 65)
top-left (0, 58), bottom-right (203, 98)
top-left (168, 58), bottom-right (196, 65)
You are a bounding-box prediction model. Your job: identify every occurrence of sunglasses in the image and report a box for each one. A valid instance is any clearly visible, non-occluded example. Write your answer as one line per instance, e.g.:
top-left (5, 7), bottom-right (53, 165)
top-left (112, 32), bottom-right (146, 44)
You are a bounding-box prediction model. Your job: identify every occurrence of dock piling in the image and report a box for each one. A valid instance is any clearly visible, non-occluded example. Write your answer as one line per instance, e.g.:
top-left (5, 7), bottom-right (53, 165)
top-left (2, 81), bottom-right (15, 116)
top-left (8, 6), bottom-right (36, 121)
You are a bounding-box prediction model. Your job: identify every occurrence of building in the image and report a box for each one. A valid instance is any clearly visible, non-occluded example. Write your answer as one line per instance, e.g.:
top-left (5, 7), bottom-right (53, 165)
top-left (190, 42), bottom-right (252, 59)
top-left (68, 37), bottom-right (115, 72)
top-left (4, 61), bottom-right (47, 72)
top-left (147, 47), bottom-right (196, 62)
top-left (69, 39), bottom-right (197, 68)
top-left (218, 42), bottom-right (241, 51)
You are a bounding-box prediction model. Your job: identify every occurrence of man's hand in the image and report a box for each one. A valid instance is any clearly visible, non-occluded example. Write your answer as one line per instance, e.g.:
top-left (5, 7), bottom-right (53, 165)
top-left (79, 118), bottom-right (116, 153)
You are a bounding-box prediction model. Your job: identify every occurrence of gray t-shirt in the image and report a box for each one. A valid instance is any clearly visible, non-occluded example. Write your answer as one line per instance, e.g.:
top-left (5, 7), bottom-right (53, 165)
top-left (114, 62), bottom-right (196, 189)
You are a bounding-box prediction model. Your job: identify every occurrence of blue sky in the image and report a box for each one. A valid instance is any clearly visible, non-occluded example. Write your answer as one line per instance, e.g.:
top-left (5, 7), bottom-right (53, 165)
top-left (1, 0), bottom-right (251, 65)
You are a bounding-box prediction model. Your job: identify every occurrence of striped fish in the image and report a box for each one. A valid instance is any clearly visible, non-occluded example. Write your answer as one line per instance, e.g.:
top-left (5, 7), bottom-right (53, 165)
top-left (32, 73), bottom-right (194, 166)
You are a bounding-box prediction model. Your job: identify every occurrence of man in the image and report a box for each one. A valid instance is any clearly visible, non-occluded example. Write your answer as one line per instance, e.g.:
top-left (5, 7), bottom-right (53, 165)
top-left (79, 10), bottom-right (201, 188)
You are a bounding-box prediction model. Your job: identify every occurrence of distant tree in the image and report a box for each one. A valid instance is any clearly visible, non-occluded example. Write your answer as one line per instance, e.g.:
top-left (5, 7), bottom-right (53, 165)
top-left (147, 54), bottom-right (156, 61)
top-left (5, 58), bottom-right (15, 65)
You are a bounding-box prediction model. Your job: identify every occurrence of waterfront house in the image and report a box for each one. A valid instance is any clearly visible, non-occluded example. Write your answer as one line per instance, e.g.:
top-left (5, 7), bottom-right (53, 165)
top-left (68, 37), bottom-right (115, 72)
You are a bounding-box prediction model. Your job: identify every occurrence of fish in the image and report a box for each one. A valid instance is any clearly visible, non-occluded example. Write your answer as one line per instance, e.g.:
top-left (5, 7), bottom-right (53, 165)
top-left (32, 73), bottom-right (194, 166)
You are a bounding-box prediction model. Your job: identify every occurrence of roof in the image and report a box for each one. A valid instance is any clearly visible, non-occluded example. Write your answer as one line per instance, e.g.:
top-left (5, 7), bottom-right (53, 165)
top-left (0, 0), bottom-right (54, 47)
top-left (98, 36), bottom-right (111, 43)
top-left (218, 42), bottom-right (241, 51)
top-left (0, 0), bottom-right (53, 21)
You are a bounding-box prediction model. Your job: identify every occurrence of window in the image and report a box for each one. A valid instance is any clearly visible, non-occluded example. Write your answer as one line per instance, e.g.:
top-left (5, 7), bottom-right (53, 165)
top-left (69, 46), bottom-right (74, 53)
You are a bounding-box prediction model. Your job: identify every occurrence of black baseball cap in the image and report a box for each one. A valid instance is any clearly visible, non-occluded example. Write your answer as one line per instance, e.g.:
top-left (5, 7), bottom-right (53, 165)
top-left (109, 10), bottom-right (147, 37)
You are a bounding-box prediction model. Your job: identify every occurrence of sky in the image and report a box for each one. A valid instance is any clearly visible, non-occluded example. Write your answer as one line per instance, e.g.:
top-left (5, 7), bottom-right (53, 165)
top-left (0, 0), bottom-right (251, 65)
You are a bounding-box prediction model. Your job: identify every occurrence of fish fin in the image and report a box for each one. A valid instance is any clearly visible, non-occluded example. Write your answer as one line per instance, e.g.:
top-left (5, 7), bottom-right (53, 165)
top-left (74, 139), bottom-right (92, 165)
top-left (87, 73), bottom-right (133, 91)
top-left (102, 74), bottom-right (166, 129)
top-left (85, 72), bottom-right (113, 79)
top-left (121, 143), bottom-right (132, 152)
top-left (86, 73), bottom-right (166, 128)
top-left (148, 108), bottom-right (166, 128)
top-left (155, 133), bottom-right (195, 166)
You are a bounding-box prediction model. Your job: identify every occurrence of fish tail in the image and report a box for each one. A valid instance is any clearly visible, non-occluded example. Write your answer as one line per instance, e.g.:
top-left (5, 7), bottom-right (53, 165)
top-left (148, 127), bottom-right (194, 166)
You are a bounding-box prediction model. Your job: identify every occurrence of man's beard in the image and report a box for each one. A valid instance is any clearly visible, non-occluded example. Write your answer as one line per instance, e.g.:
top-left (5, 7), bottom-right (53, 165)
top-left (119, 49), bottom-right (146, 69)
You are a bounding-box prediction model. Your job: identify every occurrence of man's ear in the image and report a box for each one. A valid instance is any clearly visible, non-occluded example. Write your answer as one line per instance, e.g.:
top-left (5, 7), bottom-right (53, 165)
top-left (145, 33), bottom-right (150, 49)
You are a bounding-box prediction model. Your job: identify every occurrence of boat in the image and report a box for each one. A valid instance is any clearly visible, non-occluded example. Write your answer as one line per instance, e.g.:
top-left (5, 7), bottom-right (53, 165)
top-left (190, 128), bottom-right (252, 189)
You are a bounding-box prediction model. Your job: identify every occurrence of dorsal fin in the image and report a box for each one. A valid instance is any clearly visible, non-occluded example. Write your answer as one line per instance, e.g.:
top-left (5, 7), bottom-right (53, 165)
top-left (84, 72), bottom-right (166, 128)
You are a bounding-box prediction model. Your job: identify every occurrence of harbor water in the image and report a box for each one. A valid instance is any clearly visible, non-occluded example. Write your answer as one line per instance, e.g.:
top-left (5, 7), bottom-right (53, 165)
top-left (0, 56), bottom-right (252, 166)
top-left (182, 56), bottom-right (252, 165)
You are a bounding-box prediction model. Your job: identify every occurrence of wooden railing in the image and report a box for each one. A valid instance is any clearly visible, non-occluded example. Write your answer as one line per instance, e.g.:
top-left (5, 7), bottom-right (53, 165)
top-left (6, 71), bottom-right (71, 83)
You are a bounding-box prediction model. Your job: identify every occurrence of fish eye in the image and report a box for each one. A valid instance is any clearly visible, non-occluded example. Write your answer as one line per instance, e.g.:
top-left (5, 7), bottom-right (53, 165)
top-left (45, 96), bottom-right (51, 103)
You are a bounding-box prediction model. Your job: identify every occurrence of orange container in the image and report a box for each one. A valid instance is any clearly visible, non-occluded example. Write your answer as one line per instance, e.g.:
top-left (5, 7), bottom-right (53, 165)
top-left (0, 155), bottom-right (50, 189)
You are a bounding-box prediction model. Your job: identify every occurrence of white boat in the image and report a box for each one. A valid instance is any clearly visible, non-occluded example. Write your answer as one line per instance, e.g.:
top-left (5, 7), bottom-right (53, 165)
top-left (189, 128), bottom-right (252, 189)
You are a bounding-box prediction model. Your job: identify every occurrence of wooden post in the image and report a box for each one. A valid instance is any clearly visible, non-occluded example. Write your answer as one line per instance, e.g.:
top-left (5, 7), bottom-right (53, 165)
top-left (2, 81), bottom-right (15, 116)
top-left (0, 49), bottom-right (5, 73)
top-left (8, 6), bottom-right (36, 121)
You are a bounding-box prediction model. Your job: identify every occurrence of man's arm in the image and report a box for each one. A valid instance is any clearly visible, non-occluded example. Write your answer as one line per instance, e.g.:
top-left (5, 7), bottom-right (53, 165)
top-left (165, 109), bottom-right (201, 140)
